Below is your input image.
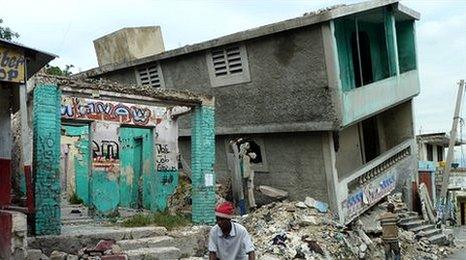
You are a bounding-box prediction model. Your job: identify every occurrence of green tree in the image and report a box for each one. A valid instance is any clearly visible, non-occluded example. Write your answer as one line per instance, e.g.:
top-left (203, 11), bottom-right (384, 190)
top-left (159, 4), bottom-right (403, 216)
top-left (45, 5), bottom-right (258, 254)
top-left (44, 64), bottom-right (75, 76)
top-left (0, 18), bottom-right (19, 41)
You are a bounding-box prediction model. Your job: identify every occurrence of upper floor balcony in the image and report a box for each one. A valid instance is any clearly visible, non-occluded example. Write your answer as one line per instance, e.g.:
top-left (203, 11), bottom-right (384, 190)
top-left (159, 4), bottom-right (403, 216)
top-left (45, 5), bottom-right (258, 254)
top-left (333, 5), bottom-right (420, 126)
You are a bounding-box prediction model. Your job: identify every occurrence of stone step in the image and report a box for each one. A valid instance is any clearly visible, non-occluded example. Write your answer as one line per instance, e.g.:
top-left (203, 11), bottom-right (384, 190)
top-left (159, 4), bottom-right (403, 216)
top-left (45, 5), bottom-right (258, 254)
top-left (118, 236), bottom-right (174, 251)
top-left (428, 233), bottom-right (448, 245)
top-left (61, 218), bottom-right (94, 225)
top-left (409, 224), bottom-right (436, 234)
top-left (398, 215), bottom-right (419, 224)
top-left (28, 226), bottom-right (168, 256)
top-left (125, 246), bottom-right (181, 260)
top-left (416, 228), bottom-right (442, 238)
top-left (400, 219), bottom-right (427, 230)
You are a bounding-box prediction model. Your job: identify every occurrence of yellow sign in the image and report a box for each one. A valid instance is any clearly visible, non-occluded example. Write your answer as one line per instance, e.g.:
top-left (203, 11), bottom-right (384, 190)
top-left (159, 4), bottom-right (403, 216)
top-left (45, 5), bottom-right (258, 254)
top-left (0, 46), bottom-right (25, 83)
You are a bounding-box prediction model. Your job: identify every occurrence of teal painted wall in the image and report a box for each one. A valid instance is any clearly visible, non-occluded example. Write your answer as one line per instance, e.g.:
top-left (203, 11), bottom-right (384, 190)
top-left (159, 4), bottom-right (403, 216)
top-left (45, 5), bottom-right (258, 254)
top-left (33, 84), bottom-right (62, 235)
top-left (119, 127), bottom-right (154, 210)
top-left (191, 105), bottom-right (216, 224)
top-left (90, 170), bottom-right (119, 215)
top-left (334, 7), bottom-right (399, 92)
top-left (62, 125), bottom-right (91, 205)
top-left (396, 20), bottom-right (416, 73)
top-left (153, 170), bottom-right (179, 212)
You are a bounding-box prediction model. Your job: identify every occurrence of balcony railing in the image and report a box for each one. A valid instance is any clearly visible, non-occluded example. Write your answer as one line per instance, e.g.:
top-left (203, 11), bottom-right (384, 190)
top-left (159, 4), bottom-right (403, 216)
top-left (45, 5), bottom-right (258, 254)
top-left (337, 139), bottom-right (414, 223)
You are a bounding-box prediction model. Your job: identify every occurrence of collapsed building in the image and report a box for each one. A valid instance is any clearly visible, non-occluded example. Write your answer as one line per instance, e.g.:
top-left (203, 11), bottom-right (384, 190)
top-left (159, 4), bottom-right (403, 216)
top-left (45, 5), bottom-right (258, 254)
top-left (77, 0), bottom-right (421, 223)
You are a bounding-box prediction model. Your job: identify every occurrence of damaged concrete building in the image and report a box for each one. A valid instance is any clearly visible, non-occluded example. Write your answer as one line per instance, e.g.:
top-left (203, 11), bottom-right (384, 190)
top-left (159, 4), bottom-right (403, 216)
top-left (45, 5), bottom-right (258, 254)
top-left (77, 0), bottom-right (420, 223)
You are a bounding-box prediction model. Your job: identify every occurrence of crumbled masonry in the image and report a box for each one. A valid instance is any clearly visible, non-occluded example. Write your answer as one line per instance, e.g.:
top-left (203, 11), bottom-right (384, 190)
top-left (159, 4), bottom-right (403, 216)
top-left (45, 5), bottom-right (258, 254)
top-left (238, 194), bottom-right (458, 259)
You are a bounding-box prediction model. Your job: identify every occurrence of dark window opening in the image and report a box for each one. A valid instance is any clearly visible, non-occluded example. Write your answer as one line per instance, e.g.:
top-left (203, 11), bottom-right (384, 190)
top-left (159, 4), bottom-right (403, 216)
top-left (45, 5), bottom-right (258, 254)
top-left (437, 146), bottom-right (444, 162)
top-left (351, 31), bottom-right (373, 88)
top-left (361, 117), bottom-right (380, 162)
top-left (236, 139), bottom-right (263, 164)
top-left (426, 144), bottom-right (433, 161)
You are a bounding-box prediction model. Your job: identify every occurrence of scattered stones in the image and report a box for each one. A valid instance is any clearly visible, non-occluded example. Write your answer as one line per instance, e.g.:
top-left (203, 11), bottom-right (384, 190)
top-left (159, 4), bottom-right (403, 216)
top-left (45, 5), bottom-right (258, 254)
top-left (295, 201), bottom-right (307, 209)
top-left (49, 250), bottom-right (67, 260)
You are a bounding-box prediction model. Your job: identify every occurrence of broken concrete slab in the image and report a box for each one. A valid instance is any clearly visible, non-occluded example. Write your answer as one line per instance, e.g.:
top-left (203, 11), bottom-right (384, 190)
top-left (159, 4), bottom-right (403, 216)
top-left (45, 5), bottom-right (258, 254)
top-left (117, 236), bottom-right (174, 251)
top-left (257, 185), bottom-right (288, 199)
top-left (125, 246), bottom-right (181, 260)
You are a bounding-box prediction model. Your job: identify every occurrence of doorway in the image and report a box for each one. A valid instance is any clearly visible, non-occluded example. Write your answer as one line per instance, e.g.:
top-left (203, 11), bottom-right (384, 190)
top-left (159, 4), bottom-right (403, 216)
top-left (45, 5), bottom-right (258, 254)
top-left (60, 124), bottom-right (91, 205)
top-left (119, 127), bottom-right (153, 209)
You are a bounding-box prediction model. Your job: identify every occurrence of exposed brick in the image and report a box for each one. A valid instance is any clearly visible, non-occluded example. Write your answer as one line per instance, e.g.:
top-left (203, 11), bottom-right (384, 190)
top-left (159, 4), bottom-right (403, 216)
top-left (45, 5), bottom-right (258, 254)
top-left (191, 106), bottom-right (216, 224)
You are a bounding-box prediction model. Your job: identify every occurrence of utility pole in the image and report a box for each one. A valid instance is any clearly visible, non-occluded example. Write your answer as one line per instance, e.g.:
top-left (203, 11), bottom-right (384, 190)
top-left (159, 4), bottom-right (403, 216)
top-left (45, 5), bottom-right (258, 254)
top-left (439, 80), bottom-right (465, 219)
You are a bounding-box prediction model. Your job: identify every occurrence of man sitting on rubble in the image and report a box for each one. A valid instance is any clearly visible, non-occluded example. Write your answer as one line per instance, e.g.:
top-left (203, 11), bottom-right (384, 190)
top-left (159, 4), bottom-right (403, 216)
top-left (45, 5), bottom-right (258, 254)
top-left (208, 202), bottom-right (255, 260)
top-left (379, 203), bottom-right (401, 260)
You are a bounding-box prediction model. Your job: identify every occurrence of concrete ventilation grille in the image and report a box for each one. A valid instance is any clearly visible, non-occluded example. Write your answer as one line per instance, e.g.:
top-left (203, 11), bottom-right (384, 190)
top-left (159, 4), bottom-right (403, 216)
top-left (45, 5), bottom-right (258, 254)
top-left (211, 46), bottom-right (243, 77)
top-left (137, 65), bottom-right (161, 88)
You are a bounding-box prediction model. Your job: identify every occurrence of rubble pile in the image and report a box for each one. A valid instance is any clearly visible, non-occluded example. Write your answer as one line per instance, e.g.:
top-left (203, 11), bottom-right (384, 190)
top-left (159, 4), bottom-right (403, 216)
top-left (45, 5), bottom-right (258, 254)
top-left (168, 172), bottom-right (230, 215)
top-left (239, 196), bottom-right (457, 259)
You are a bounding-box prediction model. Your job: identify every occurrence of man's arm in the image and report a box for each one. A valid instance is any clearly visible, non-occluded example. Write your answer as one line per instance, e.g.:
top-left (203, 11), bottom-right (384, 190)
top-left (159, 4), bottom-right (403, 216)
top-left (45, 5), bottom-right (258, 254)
top-left (209, 251), bottom-right (217, 260)
top-left (248, 251), bottom-right (256, 260)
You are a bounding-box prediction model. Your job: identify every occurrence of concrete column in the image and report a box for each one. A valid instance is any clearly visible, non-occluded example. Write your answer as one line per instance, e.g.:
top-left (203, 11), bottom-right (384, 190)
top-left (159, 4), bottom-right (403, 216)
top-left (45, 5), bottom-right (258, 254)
top-left (33, 84), bottom-right (61, 235)
top-left (191, 105), bottom-right (216, 224)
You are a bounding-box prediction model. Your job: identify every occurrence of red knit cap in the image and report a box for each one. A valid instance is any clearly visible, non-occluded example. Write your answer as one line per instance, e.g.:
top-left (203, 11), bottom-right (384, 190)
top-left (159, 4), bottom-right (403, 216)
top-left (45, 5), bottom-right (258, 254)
top-left (215, 202), bottom-right (235, 219)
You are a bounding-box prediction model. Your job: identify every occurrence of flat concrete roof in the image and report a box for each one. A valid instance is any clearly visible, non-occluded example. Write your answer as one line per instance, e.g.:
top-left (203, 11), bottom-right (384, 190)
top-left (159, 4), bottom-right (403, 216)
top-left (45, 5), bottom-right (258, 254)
top-left (417, 132), bottom-right (465, 147)
top-left (75, 0), bottom-right (419, 79)
top-left (34, 74), bottom-right (214, 107)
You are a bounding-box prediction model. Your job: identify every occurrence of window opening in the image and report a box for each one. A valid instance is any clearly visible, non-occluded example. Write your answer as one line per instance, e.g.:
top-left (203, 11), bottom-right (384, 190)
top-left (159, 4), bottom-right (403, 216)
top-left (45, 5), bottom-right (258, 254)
top-left (361, 117), bottom-right (380, 162)
top-left (351, 30), bottom-right (373, 88)
top-left (437, 145), bottom-right (444, 162)
top-left (426, 144), bottom-right (433, 161)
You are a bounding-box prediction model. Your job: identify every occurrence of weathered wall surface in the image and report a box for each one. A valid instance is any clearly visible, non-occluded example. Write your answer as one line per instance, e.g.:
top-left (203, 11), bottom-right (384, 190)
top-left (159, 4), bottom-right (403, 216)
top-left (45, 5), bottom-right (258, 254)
top-left (100, 25), bottom-right (337, 134)
top-left (33, 84), bottom-right (62, 235)
top-left (335, 124), bottom-right (363, 180)
top-left (379, 101), bottom-right (414, 150)
top-left (60, 96), bottom-right (181, 215)
top-left (180, 131), bottom-right (330, 205)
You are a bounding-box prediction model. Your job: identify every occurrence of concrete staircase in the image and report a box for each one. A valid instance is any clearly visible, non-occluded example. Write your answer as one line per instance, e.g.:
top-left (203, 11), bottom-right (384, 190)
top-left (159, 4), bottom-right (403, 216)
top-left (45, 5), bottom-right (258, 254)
top-left (117, 235), bottom-right (181, 259)
top-left (397, 209), bottom-right (448, 245)
top-left (28, 224), bottom-right (210, 259)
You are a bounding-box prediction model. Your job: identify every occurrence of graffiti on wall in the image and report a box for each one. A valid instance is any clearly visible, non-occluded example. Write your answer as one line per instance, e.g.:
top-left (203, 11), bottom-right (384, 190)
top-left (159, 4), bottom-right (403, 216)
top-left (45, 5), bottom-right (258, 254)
top-left (92, 122), bottom-right (120, 172)
top-left (0, 47), bottom-right (25, 83)
top-left (155, 108), bottom-right (183, 173)
top-left (343, 170), bottom-right (397, 220)
top-left (61, 97), bottom-right (166, 126)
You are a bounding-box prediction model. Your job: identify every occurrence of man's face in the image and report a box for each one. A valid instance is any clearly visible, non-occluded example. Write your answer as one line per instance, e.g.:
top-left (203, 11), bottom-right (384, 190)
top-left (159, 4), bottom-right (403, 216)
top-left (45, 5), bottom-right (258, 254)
top-left (216, 216), bottom-right (230, 233)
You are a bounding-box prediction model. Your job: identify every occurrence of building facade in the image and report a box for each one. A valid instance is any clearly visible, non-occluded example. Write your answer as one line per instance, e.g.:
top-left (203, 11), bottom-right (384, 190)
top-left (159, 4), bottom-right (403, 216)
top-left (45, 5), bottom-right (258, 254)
top-left (78, 0), bottom-right (420, 223)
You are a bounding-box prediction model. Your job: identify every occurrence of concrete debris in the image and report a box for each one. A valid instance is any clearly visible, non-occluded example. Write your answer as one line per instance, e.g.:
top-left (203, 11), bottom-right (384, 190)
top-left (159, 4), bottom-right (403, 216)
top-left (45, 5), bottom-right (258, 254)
top-left (239, 196), bottom-right (458, 259)
top-left (257, 185), bottom-right (288, 199)
top-left (304, 196), bottom-right (328, 213)
top-left (168, 171), bottom-right (230, 215)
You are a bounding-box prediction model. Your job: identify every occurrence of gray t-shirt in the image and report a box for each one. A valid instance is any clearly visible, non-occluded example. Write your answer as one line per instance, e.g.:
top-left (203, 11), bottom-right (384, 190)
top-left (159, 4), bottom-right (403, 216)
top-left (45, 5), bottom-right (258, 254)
top-left (208, 222), bottom-right (255, 260)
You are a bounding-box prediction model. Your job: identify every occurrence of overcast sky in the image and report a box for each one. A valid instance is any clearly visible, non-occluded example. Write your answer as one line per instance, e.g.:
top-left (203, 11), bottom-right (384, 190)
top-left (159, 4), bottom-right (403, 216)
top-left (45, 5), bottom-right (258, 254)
top-left (1, 0), bottom-right (466, 135)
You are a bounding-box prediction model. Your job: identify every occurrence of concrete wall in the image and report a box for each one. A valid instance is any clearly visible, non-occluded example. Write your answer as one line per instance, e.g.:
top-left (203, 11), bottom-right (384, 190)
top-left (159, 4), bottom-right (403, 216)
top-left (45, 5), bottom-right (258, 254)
top-left (94, 26), bottom-right (165, 66)
top-left (60, 96), bottom-right (181, 215)
top-left (101, 25), bottom-right (337, 134)
top-left (180, 131), bottom-right (330, 204)
top-left (335, 124), bottom-right (363, 180)
top-left (378, 100), bottom-right (414, 150)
